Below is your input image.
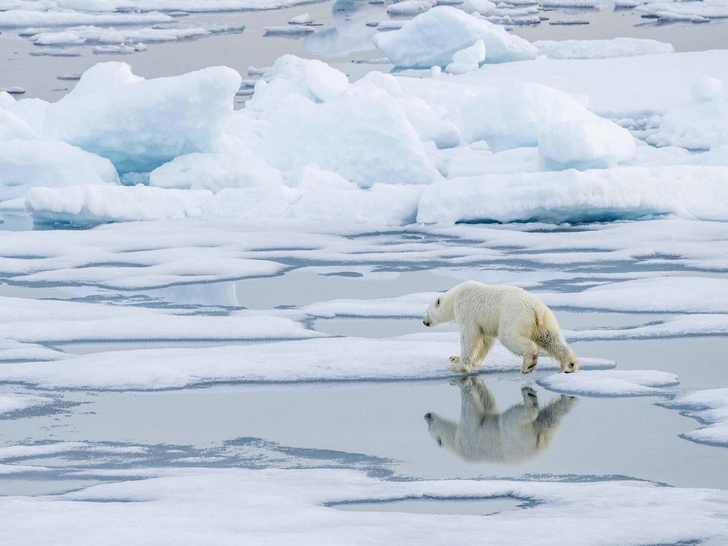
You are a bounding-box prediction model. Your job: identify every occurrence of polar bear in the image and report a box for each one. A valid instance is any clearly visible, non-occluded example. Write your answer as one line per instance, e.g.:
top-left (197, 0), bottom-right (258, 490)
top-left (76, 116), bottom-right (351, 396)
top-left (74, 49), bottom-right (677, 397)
top-left (425, 377), bottom-right (578, 464)
top-left (423, 281), bottom-right (578, 374)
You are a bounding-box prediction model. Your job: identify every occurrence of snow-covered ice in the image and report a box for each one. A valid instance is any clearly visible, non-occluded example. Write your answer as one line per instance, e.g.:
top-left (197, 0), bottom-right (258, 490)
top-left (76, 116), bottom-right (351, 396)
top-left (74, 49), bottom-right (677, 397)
top-left (662, 389), bottom-right (728, 447)
top-left (539, 370), bottom-right (680, 397)
top-left (534, 38), bottom-right (674, 59)
top-left (0, 393), bottom-right (53, 415)
top-left (386, 0), bottom-right (435, 16)
top-left (0, 336), bottom-right (614, 390)
top-left (2, 467), bottom-right (728, 545)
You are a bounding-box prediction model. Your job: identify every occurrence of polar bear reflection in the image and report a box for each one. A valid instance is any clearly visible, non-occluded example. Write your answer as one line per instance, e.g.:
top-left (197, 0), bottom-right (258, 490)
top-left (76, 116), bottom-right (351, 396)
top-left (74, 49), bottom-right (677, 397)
top-left (425, 377), bottom-right (577, 464)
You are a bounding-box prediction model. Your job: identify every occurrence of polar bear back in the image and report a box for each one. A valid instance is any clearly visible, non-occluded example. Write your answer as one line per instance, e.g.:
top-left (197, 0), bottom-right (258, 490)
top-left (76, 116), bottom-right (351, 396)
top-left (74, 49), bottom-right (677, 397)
top-left (448, 281), bottom-right (555, 338)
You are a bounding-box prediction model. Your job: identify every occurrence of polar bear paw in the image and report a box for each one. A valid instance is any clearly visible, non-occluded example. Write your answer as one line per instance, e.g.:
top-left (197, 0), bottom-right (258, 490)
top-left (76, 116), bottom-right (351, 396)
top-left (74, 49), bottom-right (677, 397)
top-left (521, 354), bottom-right (538, 374)
top-left (449, 359), bottom-right (469, 374)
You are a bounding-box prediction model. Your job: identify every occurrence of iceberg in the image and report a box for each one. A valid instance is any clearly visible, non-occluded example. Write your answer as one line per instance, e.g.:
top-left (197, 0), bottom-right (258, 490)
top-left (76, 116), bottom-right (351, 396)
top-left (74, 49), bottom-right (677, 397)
top-left (44, 62), bottom-right (241, 173)
top-left (1, 140), bottom-right (118, 202)
top-left (371, 6), bottom-right (537, 68)
top-left (538, 117), bottom-right (637, 170)
top-left (261, 81), bottom-right (441, 187)
top-left (647, 76), bottom-right (727, 150)
top-left (460, 83), bottom-right (594, 151)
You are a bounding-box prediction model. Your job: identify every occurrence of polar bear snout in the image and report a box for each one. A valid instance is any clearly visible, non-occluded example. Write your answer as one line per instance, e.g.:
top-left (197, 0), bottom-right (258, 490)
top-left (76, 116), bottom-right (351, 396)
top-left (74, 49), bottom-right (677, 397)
top-left (424, 412), bottom-right (433, 420)
top-left (423, 318), bottom-right (432, 327)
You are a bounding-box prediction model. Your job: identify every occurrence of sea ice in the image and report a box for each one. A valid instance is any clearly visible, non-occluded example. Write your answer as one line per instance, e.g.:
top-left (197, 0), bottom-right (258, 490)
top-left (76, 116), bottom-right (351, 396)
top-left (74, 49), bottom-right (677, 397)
top-left (386, 0), bottom-right (435, 16)
top-left (260, 82), bottom-right (442, 187)
top-left (43, 62), bottom-right (242, 173)
top-left (461, 0), bottom-right (496, 15)
top-left (0, 393), bottom-right (53, 415)
top-left (149, 152), bottom-right (283, 193)
top-left (539, 370), bottom-right (680, 397)
top-left (636, 0), bottom-right (728, 22)
top-left (245, 55), bottom-right (349, 120)
top-left (445, 39), bottom-right (485, 74)
top-left (539, 277), bottom-right (728, 314)
top-left (538, 116), bottom-right (637, 170)
top-left (0, 336), bottom-right (613, 390)
top-left (371, 6), bottom-right (537, 68)
top-left (460, 83), bottom-right (594, 151)
top-left (0, 140), bottom-right (118, 202)
top-left (662, 388), bottom-right (728, 447)
top-left (0, 294), bottom-right (318, 347)
top-left (28, 25), bottom-right (210, 47)
top-left (0, 9), bottom-right (173, 27)
top-left (534, 37), bottom-right (674, 59)
top-left (417, 166), bottom-right (728, 224)
top-left (2, 468), bottom-right (727, 545)
top-left (647, 76), bottom-right (727, 150)
top-left (288, 13), bottom-right (312, 24)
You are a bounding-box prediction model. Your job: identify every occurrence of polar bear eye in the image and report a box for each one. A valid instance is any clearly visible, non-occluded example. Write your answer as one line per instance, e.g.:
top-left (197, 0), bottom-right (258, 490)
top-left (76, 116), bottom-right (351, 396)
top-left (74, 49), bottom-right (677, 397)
top-left (437, 437), bottom-right (443, 447)
top-left (436, 298), bottom-right (441, 307)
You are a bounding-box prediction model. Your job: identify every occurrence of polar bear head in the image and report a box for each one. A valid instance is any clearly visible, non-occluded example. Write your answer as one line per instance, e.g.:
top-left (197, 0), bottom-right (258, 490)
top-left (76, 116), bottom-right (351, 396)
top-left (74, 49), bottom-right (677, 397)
top-left (423, 294), bottom-right (454, 327)
top-left (424, 412), bottom-right (457, 450)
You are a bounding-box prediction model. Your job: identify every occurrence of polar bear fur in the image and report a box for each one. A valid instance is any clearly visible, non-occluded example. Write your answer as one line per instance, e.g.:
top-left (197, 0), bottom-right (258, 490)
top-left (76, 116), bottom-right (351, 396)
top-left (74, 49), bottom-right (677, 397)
top-left (423, 281), bottom-right (578, 374)
top-left (425, 377), bottom-right (578, 464)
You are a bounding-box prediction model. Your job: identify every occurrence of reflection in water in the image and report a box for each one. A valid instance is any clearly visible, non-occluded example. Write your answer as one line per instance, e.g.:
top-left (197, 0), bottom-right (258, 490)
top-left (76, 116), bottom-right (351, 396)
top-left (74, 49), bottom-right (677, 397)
top-left (425, 377), bottom-right (577, 464)
top-left (305, 0), bottom-right (383, 57)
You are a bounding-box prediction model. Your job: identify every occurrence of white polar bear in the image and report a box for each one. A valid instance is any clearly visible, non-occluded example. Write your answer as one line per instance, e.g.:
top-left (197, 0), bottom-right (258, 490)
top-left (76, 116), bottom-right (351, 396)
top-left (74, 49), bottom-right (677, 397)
top-left (425, 377), bottom-right (578, 464)
top-left (423, 281), bottom-right (578, 374)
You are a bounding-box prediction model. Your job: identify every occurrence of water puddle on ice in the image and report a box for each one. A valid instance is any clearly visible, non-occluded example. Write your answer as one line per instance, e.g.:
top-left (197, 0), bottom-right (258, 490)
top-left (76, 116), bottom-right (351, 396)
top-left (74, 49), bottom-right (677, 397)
top-left (331, 496), bottom-right (525, 516)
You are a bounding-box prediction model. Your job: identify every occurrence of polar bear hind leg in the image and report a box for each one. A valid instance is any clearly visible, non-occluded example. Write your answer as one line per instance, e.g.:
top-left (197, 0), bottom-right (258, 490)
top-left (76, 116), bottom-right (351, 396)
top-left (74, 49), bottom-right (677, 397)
top-left (499, 331), bottom-right (540, 374)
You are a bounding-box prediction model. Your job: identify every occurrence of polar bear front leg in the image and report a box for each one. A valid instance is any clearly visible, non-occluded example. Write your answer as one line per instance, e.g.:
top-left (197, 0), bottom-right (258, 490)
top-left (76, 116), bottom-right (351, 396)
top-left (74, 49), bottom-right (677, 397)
top-left (450, 323), bottom-right (481, 373)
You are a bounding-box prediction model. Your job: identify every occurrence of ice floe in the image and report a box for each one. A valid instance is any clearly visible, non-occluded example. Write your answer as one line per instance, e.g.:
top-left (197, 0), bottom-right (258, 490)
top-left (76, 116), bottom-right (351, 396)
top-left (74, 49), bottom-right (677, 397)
top-left (0, 393), bottom-right (53, 415)
top-left (371, 6), bottom-right (538, 68)
top-left (0, 295), bottom-right (318, 345)
top-left (0, 335), bottom-right (614, 390)
top-left (534, 37), bottom-right (674, 60)
top-left (539, 370), bottom-right (680, 397)
top-left (662, 388), bottom-right (728, 447)
top-left (417, 166), bottom-right (728, 224)
top-left (539, 277), bottom-right (728, 314)
top-left (635, 0), bottom-right (728, 23)
top-left (2, 467), bottom-right (728, 545)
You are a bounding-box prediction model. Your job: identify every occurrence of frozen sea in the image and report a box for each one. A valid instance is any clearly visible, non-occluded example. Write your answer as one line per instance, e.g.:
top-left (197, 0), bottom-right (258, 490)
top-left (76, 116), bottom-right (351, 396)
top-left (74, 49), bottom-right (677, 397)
top-left (2, 0), bottom-right (728, 543)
